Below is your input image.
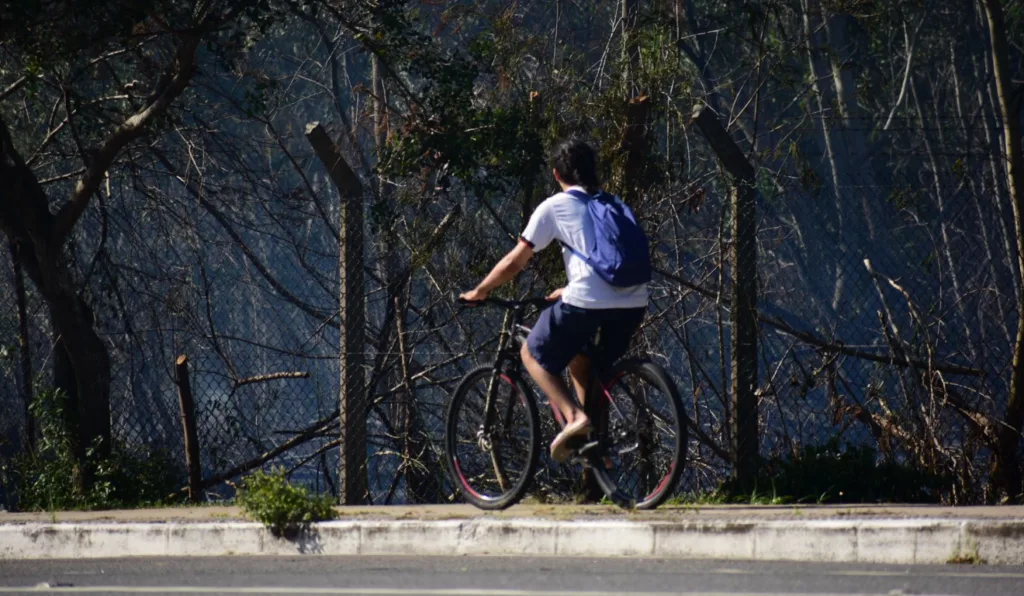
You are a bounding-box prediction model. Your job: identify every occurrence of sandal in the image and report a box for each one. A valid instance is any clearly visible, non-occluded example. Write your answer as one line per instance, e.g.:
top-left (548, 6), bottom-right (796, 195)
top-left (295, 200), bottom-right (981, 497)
top-left (550, 417), bottom-right (593, 463)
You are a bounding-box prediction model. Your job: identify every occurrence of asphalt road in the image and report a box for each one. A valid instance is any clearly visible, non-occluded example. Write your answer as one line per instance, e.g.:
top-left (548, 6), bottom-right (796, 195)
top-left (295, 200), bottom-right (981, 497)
top-left (1, 556), bottom-right (1022, 595)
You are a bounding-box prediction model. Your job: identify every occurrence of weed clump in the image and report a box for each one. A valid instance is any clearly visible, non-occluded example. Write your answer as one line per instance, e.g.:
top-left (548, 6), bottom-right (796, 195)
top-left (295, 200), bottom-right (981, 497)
top-left (236, 467), bottom-right (336, 536)
top-left (1, 388), bottom-right (180, 511)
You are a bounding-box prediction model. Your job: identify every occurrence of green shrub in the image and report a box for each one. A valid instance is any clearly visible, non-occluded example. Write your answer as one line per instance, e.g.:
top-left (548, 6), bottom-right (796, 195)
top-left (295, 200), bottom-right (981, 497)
top-left (1, 388), bottom-right (182, 511)
top-left (236, 467), bottom-right (336, 535)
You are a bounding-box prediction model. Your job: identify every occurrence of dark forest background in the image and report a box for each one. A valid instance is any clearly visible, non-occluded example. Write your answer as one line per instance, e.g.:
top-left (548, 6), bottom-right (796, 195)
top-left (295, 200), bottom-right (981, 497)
top-left (2, 0), bottom-right (1024, 508)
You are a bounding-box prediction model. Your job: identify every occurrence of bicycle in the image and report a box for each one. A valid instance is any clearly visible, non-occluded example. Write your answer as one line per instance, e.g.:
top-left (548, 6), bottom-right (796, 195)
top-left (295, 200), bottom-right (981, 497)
top-left (444, 296), bottom-right (689, 510)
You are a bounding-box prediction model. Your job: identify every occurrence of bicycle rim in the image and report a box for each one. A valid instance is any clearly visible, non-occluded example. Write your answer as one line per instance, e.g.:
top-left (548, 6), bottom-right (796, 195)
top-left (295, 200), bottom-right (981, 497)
top-left (589, 360), bottom-right (687, 509)
top-left (444, 366), bottom-right (539, 510)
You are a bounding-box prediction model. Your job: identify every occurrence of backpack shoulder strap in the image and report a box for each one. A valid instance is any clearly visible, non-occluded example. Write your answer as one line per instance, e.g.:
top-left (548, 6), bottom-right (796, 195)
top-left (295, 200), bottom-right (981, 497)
top-left (557, 188), bottom-right (591, 260)
top-left (564, 188), bottom-right (593, 202)
top-left (559, 239), bottom-right (588, 262)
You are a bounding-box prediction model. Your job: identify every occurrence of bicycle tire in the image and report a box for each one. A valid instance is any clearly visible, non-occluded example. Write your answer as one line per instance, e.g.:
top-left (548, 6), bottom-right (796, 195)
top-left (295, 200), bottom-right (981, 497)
top-left (444, 366), bottom-right (540, 510)
top-left (587, 359), bottom-right (687, 510)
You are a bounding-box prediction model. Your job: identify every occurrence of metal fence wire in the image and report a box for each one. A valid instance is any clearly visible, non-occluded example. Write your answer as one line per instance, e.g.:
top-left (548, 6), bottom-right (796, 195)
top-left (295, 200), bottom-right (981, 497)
top-left (0, 111), bottom-right (1021, 508)
top-left (0, 244), bottom-right (25, 463)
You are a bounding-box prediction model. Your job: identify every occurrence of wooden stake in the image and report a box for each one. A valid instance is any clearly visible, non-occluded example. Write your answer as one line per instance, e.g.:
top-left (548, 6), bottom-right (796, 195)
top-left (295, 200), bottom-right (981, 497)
top-left (175, 355), bottom-right (203, 503)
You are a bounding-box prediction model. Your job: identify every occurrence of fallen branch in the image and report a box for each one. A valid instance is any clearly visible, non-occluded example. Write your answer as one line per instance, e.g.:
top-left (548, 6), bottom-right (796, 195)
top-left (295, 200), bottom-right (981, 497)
top-left (233, 371), bottom-right (310, 389)
top-left (168, 409), bottom-right (339, 499)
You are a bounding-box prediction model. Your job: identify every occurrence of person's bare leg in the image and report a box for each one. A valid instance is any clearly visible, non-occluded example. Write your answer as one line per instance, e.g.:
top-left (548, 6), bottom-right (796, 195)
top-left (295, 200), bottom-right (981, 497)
top-left (520, 343), bottom-right (593, 461)
top-left (568, 354), bottom-right (604, 500)
top-left (567, 354), bottom-right (592, 406)
top-left (521, 343), bottom-right (588, 427)
top-left (568, 354), bottom-right (602, 437)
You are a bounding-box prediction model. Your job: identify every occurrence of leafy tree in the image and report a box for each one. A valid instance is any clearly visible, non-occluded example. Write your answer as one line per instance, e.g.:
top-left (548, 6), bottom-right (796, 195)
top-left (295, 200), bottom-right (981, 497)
top-left (0, 0), bottom-right (284, 492)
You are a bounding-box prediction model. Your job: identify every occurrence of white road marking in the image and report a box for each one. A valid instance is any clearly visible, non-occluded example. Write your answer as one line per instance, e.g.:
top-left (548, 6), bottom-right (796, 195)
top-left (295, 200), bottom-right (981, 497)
top-left (708, 567), bottom-right (1024, 579)
top-left (832, 569), bottom-right (1024, 579)
top-left (0, 589), bottom-right (959, 596)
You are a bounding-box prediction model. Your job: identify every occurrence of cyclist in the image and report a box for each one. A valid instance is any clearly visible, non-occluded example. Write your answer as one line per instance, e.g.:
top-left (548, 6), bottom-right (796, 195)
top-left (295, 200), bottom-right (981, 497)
top-left (460, 138), bottom-right (649, 462)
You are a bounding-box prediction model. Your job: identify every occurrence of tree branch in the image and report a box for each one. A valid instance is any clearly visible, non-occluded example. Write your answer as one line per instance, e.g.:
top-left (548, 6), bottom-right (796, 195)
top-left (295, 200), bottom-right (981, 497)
top-left (53, 35), bottom-right (200, 243)
top-left (233, 371), bottom-right (310, 389)
top-left (152, 149), bottom-right (338, 325)
top-left (0, 76), bottom-right (31, 102)
top-left (190, 411), bottom-right (339, 494)
top-left (654, 266), bottom-right (984, 377)
top-left (882, 18), bottom-right (924, 131)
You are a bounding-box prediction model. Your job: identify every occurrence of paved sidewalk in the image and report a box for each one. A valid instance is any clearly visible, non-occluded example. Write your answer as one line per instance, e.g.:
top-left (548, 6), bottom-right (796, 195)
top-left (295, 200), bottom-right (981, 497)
top-left (2, 504), bottom-right (1023, 564)
top-left (5, 503), bottom-right (1023, 523)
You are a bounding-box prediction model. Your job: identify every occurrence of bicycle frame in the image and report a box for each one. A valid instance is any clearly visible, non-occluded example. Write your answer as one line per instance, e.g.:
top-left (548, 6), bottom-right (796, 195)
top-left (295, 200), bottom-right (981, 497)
top-left (480, 305), bottom-right (534, 433)
top-left (452, 296), bottom-right (686, 510)
top-left (463, 297), bottom-right (637, 451)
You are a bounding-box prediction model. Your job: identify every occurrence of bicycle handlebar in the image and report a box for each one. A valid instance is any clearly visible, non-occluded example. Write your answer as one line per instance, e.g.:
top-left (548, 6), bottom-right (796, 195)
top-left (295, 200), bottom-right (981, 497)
top-left (456, 296), bottom-right (553, 310)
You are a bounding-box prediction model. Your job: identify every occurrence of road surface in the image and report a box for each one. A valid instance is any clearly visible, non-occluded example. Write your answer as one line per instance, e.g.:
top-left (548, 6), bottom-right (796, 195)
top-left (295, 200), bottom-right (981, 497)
top-left (1, 556), bottom-right (1021, 595)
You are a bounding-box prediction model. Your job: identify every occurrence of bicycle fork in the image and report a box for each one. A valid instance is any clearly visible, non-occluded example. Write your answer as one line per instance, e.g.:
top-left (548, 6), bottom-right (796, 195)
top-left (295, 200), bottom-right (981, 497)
top-left (479, 309), bottom-right (519, 492)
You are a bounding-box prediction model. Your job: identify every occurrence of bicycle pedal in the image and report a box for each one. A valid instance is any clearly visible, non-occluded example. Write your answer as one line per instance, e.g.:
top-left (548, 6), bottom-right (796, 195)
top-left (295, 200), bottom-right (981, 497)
top-left (569, 441), bottom-right (599, 462)
top-left (576, 440), bottom-right (600, 455)
top-left (565, 440), bottom-right (600, 466)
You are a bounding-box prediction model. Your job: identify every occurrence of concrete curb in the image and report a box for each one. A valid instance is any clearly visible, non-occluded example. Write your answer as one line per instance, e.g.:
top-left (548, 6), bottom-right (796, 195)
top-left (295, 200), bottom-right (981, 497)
top-left (2, 518), bottom-right (1022, 564)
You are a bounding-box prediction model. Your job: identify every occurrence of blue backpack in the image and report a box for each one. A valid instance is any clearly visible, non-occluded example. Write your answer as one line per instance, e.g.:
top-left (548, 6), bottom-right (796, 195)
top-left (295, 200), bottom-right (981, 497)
top-left (561, 189), bottom-right (652, 287)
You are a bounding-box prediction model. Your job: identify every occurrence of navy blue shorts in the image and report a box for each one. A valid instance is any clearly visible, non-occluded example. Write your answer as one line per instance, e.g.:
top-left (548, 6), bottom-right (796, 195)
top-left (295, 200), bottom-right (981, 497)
top-left (525, 300), bottom-right (646, 375)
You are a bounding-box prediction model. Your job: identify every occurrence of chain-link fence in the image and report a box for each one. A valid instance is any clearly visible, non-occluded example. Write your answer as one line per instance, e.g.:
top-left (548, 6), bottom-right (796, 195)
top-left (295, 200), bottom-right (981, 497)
top-left (0, 244), bottom-right (26, 467)
top-left (0, 242), bottom-right (49, 505)
top-left (1, 109), bottom-right (1020, 508)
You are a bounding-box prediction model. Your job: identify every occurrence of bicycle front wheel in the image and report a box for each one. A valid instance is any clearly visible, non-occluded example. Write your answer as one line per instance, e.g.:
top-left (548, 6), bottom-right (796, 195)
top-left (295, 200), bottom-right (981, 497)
top-left (588, 359), bottom-right (687, 510)
top-left (444, 366), bottom-right (540, 510)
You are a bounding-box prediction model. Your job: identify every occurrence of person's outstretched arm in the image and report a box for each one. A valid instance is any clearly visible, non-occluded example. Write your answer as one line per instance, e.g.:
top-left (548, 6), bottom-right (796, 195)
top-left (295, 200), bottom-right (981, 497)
top-left (460, 240), bottom-right (534, 301)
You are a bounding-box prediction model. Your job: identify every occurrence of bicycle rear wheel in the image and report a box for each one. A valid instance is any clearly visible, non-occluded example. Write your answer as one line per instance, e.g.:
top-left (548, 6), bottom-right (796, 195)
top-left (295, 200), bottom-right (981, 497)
top-left (444, 366), bottom-right (540, 510)
top-left (587, 359), bottom-right (687, 509)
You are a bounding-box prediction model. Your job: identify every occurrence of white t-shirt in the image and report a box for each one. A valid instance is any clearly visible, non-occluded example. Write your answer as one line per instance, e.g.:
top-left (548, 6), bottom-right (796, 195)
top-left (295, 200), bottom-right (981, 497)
top-left (521, 186), bottom-right (649, 309)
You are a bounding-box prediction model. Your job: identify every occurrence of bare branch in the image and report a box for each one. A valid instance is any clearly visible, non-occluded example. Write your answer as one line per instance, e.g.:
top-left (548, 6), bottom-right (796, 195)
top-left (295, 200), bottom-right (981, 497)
top-left (233, 371), bottom-right (311, 389)
top-left (53, 35), bottom-right (201, 243)
top-left (0, 76), bottom-right (31, 102)
top-left (38, 168), bottom-right (86, 186)
top-left (655, 266), bottom-right (984, 377)
top-left (883, 18), bottom-right (924, 131)
top-left (153, 148), bottom-right (339, 325)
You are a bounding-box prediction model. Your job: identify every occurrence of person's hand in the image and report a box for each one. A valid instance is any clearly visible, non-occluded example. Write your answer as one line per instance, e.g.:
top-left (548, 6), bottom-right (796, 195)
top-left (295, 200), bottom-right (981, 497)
top-left (459, 288), bottom-right (490, 303)
top-left (546, 287), bottom-right (565, 301)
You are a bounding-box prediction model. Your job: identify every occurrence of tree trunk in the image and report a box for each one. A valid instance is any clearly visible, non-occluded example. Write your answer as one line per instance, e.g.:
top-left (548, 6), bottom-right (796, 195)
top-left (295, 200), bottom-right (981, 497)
top-left (0, 120), bottom-right (111, 491)
top-left (980, 0), bottom-right (1024, 503)
top-left (621, 95), bottom-right (652, 207)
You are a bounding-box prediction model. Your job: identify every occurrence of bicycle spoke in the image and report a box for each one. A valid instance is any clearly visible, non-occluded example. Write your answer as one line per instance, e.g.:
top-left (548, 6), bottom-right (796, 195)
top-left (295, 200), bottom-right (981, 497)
top-left (592, 363), bottom-right (685, 508)
top-left (612, 378), bottom-right (675, 429)
top-left (447, 369), bottom-right (538, 507)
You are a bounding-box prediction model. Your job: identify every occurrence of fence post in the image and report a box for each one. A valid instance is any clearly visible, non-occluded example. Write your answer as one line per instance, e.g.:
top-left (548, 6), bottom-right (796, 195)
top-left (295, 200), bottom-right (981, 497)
top-left (691, 105), bottom-right (760, 487)
top-left (175, 355), bottom-right (203, 503)
top-left (305, 122), bottom-right (368, 505)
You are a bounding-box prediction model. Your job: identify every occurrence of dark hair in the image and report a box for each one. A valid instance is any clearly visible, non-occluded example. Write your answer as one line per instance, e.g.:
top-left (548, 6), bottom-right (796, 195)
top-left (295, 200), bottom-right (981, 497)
top-left (549, 138), bottom-right (600, 192)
